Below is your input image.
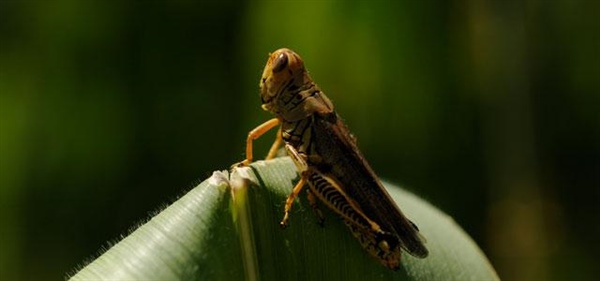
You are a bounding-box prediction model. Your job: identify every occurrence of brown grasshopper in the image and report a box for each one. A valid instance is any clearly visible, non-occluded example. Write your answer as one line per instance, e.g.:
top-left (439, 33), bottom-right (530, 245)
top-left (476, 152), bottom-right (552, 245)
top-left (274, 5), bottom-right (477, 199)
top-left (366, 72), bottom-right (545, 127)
top-left (239, 48), bottom-right (428, 270)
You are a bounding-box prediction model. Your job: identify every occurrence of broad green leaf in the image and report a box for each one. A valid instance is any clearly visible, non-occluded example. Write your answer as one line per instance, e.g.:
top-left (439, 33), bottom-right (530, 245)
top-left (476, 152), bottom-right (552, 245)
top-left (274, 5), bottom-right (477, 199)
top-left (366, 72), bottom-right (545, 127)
top-left (69, 157), bottom-right (499, 280)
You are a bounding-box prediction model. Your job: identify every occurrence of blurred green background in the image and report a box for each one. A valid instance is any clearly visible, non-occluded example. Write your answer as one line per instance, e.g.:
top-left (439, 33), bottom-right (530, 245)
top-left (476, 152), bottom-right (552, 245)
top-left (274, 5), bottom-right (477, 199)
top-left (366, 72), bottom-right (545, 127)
top-left (0, 0), bottom-right (598, 280)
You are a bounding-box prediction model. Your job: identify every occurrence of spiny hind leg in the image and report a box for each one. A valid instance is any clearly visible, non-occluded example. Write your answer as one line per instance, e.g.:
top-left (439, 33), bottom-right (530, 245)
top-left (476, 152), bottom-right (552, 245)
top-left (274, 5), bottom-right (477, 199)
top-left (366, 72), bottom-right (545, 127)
top-left (306, 170), bottom-right (382, 233)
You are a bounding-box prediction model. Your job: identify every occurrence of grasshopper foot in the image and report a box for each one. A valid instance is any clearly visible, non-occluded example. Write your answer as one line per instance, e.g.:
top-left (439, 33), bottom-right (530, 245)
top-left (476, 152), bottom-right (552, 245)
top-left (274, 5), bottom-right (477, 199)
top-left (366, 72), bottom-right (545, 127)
top-left (280, 213), bottom-right (290, 229)
top-left (230, 159), bottom-right (251, 170)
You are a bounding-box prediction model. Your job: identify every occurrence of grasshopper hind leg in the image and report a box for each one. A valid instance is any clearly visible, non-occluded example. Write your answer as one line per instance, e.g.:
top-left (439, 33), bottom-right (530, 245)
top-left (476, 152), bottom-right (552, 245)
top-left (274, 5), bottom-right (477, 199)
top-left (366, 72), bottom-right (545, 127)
top-left (306, 169), bottom-right (403, 270)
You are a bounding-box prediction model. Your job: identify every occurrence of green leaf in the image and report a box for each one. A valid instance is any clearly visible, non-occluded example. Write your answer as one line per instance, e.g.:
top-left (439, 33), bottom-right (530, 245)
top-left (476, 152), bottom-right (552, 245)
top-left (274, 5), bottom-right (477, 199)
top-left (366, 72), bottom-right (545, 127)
top-left (69, 157), bottom-right (499, 281)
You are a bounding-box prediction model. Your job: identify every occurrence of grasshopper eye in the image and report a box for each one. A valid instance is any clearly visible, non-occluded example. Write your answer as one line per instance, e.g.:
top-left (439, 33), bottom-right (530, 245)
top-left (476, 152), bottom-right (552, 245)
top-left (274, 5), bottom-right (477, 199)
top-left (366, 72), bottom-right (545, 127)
top-left (272, 53), bottom-right (288, 73)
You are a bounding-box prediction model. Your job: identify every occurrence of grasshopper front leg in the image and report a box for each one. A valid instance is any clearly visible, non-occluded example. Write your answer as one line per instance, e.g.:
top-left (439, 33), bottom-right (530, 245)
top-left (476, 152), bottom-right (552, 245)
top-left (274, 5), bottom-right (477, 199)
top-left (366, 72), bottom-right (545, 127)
top-left (265, 127), bottom-right (284, 160)
top-left (239, 118), bottom-right (280, 166)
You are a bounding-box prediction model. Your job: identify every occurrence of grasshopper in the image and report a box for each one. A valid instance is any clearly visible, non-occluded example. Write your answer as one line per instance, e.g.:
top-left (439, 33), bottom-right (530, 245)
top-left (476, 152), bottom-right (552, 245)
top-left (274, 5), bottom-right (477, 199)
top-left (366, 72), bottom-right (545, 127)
top-left (239, 48), bottom-right (428, 270)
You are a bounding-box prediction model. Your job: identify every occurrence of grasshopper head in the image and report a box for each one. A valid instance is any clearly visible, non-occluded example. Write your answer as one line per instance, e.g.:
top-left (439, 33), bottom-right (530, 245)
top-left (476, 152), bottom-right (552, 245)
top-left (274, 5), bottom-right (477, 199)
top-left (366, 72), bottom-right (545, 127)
top-left (259, 49), bottom-right (306, 113)
top-left (259, 48), bottom-right (333, 121)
